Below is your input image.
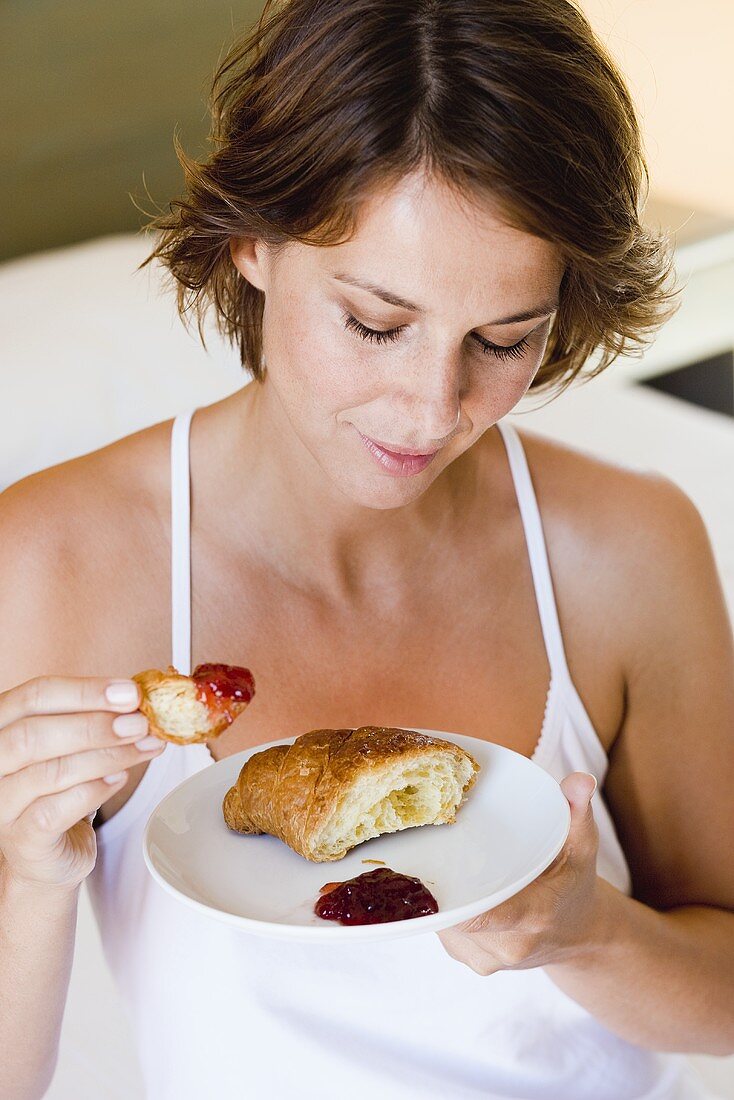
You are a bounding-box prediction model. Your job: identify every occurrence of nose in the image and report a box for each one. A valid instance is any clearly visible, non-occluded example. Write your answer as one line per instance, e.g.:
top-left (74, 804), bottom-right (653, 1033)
top-left (399, 353), bottom-right (463, 445)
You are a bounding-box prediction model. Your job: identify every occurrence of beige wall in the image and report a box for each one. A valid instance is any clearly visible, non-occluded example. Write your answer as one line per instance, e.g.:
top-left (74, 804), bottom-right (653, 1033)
top-left (580, 0), bottom-right (734, 217)
top-left (2, 1), bottom-right (263, 262)
top-left (5, 1), bottom-right (731, 262)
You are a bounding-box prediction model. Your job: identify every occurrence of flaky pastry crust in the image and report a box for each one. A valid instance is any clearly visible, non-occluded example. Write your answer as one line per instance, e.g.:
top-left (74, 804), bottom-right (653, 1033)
top-left (222, 726), bottom-right (479, 861)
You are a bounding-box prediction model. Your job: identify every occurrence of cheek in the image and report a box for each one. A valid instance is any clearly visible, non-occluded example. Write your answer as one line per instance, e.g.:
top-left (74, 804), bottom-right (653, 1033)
top-left (295, 330), bottom-right (390, 417)
top-left (468, 356), bottom-right (539, 421)
top-left (264, 301), bottom-right (353, 408)
top-left (268, 331), bottom-right (378, 433)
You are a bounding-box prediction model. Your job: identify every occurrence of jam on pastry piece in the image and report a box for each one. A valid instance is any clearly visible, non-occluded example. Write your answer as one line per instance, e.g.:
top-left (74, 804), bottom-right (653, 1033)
top-left (133, 663), bottom-right (255, 744)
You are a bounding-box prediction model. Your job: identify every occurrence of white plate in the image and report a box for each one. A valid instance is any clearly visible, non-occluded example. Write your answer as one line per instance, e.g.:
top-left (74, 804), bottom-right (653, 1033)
top-left (143, 730), bottom-right (571, 942)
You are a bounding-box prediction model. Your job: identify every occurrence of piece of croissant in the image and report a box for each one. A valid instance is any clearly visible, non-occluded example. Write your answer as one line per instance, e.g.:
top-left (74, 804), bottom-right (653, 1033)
top-left (133, 663), bottom-right (255, 744)
top-left (222, 726), bottom-right (479, 862)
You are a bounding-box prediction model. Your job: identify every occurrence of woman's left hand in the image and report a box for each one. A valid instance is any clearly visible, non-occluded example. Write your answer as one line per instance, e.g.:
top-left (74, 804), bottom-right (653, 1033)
top-left (438, 772), bottom-right (606, 975)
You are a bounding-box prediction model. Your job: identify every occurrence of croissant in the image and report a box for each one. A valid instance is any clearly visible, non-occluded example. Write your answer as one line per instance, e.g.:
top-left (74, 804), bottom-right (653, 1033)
top-left (133, 663), bottom-right (255, 744)
top-left (222, 726), bottom-right (480, 862)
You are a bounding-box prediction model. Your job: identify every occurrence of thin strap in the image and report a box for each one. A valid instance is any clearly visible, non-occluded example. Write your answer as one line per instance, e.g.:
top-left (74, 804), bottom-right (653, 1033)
top-left (495, 420), bottom-right (571, 685)
top-left (170, 410), bottom-right (195, 677)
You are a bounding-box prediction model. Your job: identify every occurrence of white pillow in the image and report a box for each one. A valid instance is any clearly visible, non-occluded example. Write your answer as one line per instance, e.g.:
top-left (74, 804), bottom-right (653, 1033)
top-left (0, 233), bottom-right (244, 491)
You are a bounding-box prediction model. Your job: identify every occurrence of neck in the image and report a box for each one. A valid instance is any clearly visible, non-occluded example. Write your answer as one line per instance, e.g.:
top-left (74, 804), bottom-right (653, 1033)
top-left (208, 382), bottom-right (485, 600)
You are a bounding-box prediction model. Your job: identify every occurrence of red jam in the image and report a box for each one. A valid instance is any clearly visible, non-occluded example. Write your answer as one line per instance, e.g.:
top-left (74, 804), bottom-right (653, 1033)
top-left (314, 867), bottom-right (439, 925)
top-left (192, 663), bottom-right (256, 723)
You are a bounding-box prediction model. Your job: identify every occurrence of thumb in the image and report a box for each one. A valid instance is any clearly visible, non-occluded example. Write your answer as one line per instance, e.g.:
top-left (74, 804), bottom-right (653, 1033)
top-left (560, 770), bottom-right (598, 810)
top-left (559, 771), bottom-right (598, 848)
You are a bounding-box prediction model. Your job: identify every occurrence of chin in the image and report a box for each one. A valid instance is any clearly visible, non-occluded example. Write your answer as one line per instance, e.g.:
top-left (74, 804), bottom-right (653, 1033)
top-left (332, 460), bottom-right (449, 510)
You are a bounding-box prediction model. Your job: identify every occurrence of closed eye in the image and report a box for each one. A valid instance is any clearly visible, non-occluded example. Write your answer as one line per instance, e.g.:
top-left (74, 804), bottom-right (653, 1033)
top-left (341, 311), bottom-right (532, 362)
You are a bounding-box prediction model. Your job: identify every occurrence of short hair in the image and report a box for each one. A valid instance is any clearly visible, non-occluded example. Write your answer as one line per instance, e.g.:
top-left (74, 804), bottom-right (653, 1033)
top-left (142, 0), bottom-right (679, 393)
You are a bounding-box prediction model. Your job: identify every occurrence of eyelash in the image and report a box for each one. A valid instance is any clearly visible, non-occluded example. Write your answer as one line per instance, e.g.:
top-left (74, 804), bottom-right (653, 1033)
top-left (341, 311), bottom-right (532, 362)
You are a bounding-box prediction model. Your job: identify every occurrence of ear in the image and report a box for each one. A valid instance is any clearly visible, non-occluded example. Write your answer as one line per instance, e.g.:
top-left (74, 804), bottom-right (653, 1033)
top-left (229, 236), bottom-right (267, 292)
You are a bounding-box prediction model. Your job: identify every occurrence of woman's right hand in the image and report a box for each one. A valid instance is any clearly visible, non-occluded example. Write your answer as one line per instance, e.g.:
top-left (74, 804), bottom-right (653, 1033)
top-left (0, 676), bottom-right (166, 892)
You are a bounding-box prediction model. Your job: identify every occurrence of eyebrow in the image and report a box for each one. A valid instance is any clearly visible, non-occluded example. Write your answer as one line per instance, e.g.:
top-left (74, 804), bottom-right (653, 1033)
top-left (330, 272), bottom-right (559, 325)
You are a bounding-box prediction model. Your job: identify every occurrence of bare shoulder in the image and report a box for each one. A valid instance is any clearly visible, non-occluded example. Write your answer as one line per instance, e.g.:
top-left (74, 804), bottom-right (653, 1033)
top-left (0, 418), bottom-right (173, 687)
top-left (512, 434), bottom-right (734, 912)
top-left (515, 426), bottom-right (719, 635)
top-left (517, 425), bottom-right (707, 547)
top-left (1, 417), bottom-right (172, 543)
top-left (499, 424), bottom-right (727, 753)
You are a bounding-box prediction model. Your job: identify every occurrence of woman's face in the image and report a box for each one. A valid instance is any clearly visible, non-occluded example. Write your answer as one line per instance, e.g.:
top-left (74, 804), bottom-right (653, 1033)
top-left (231, 171), bottom-right (565, 509)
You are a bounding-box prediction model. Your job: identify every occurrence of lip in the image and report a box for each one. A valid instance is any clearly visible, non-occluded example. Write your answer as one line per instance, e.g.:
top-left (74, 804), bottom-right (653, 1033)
top-left (356, 430), bottom-right (439, 477)
top-left (366, 436), bottom-right (437, 456)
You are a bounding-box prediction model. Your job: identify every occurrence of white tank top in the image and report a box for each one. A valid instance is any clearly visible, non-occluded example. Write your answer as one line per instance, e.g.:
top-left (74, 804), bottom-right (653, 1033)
top-left (86, 410), bottom-right (711, 1100)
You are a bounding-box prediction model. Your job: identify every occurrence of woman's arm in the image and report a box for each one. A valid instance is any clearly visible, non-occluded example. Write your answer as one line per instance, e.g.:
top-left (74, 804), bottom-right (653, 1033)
top-left (0, 484), bottom-right (155, 1098)
top-left (0, 862), bottom-right (82, 1099)
top-left (546, 476), bottom-right (734, 1054)
top-left (0, 494), bottom-right (80, 1099)
top-left (440, 474), bottom-right (734, 1055)
top-left (544, 876), bottom-right (734, 1055)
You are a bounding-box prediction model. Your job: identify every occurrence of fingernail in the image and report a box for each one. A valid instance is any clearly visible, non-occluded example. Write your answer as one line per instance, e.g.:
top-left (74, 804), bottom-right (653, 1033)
top-left (112, 713), bottom-right (148, 737)
top-left (135, 735), bottom-right (162, 752)
top-left (589, 774), bottom-right (598, 798)
top-left (106, 681), bottom-right (138, 707)
top-left (103, 771), bottom-right (127, 785)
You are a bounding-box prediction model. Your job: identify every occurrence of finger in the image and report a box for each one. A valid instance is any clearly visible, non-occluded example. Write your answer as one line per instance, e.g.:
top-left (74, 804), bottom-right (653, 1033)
top-left (460, 900), bottom-right (537, 938)
top-left (559, 771), bottom-right (599, 859)
top-left (541, 846), bottom-right (568, 875)
top-left (14, 773), bottom-right (131, 845)
top-left (560, 771), bottom-right (598, 806)
top-left (438, 926), bottom-right (504, 975)
top-left (0, 710), bottom-right (150, 776)
top-left (0, 677), bottom-right (141, 729)
top-left (0, 739), bottom-right (164, 828)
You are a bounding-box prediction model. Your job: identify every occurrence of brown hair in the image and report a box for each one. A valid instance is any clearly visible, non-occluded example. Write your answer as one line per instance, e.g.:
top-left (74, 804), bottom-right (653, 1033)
top-left (142, 0), bottom-right (679, 392)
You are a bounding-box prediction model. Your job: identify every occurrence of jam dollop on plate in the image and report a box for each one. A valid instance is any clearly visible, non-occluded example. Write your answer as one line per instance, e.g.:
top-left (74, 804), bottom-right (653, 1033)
top-left (192, 663), bottom-right (256, 723)
top-left (315, 867), bottom-right (439, 926)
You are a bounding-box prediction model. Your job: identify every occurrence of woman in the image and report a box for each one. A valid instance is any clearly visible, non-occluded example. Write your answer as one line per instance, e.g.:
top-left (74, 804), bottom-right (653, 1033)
top-left (1, 1), bottom-right (732, 1097)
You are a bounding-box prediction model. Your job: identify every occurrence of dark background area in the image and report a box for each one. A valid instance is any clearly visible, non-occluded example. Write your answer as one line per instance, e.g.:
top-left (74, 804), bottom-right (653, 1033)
top-left (2, 1), bottom-right (262, 262)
